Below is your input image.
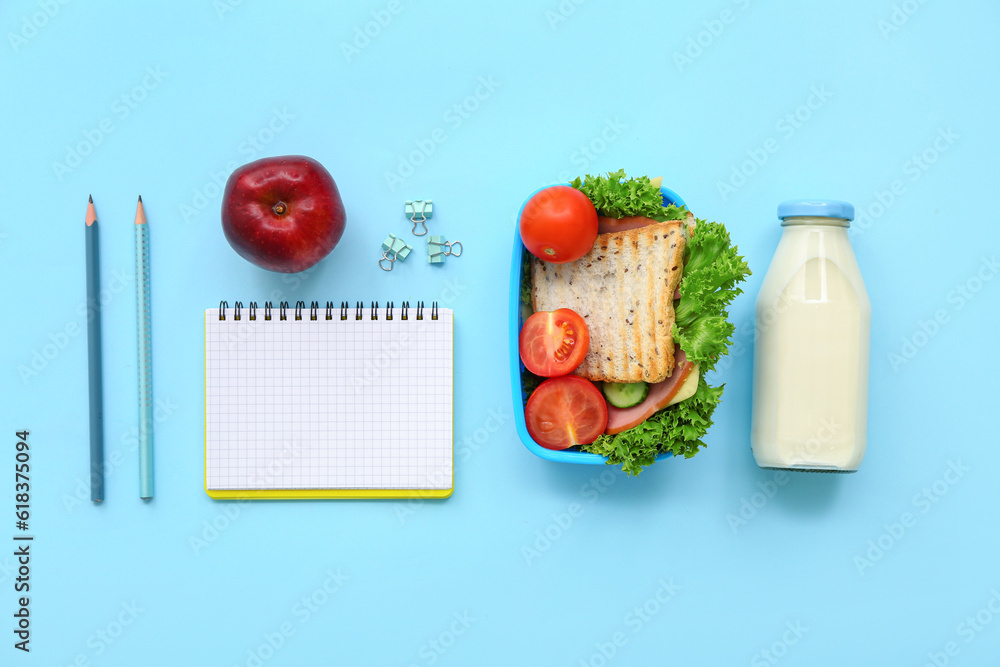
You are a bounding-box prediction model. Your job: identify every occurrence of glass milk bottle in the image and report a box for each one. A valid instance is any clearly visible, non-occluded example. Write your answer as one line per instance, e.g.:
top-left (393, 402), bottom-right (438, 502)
top-left (751, 200), bottom-right (871, 472)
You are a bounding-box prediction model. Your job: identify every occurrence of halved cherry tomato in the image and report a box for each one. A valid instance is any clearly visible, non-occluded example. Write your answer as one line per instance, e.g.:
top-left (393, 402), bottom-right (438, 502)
top-left (519, 309), bottom-right (589, 377)
top-left (525, 376), bottom-right (608, 450)
top-left (519, 186), bottom-right (598, 263)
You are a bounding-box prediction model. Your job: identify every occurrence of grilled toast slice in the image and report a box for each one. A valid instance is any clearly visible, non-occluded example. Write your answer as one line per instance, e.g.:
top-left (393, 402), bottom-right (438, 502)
top-left (531, 220), bottom-right (687, 384)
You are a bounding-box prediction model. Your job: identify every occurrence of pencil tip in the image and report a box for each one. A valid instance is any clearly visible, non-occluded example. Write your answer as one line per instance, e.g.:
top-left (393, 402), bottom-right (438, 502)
top-left (138, 195), bottom-right (142, 203)
top-left (85, 196), bottom-right (97, 225)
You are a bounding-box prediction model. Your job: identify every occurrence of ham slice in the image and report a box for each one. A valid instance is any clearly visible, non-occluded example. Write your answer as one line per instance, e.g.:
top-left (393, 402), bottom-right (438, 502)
top-left (597, 215), bottom-right (659, 235)
top-left (605, 348), bottom-right (694, 435)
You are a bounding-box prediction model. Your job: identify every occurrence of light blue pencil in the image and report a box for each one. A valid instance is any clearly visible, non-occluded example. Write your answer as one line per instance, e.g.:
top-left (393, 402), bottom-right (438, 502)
top-left (135, 196), bottom-right (153, 500)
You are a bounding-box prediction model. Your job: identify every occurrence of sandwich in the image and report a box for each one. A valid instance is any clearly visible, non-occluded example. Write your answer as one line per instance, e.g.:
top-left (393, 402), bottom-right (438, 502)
top-left (520, 171), bottom-right (750, 474)
top-left (531, 213), bottom-right (689, 384)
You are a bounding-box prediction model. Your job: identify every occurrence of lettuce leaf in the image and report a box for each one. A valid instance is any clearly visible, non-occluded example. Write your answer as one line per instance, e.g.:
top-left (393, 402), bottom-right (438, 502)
top-left (673, 221), bottom-right (750, 374)
top-left (570, 170), bottom-right (688, 221)
top-left (519, 250), bottom-right (533, 309)
top-left (581, 217), bottom-right (750, 474)
top-left (521, 370), bottom-right (545, 406)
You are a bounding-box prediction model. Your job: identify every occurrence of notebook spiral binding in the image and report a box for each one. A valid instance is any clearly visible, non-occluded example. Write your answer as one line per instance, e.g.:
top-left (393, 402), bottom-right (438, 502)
top-left (218, 300), bottom-right (438, 321)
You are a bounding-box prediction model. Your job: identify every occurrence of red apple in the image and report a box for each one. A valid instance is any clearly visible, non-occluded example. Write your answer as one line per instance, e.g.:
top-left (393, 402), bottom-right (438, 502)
top-left (221, 155), bottom-right (346, 273)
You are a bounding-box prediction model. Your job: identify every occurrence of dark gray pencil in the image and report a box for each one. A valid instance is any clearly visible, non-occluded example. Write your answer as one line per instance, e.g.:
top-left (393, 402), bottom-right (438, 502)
top-left (85, 195), bottom-right (104, 502)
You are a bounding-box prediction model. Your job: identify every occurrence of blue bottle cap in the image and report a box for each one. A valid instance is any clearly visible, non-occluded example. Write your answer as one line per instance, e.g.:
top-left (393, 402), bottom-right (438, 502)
top-left (777, 200), bottom-right (854, 221)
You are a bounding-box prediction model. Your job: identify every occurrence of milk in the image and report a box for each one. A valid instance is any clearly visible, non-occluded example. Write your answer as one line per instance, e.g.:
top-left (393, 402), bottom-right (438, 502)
top-left (751, 205), bottom-right (870, 472)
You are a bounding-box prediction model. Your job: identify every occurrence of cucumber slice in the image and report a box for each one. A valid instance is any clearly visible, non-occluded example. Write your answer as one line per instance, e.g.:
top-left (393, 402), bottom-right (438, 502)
top-left (602, 381), bottom-right (649, 408)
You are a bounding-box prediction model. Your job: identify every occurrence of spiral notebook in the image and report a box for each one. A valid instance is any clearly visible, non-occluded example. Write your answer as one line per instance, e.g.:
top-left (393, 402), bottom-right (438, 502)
top-left (204, 300), bottom-right (453, 499)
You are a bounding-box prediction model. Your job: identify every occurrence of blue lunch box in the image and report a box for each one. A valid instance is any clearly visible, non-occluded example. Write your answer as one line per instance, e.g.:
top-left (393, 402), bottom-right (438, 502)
top-left (507, 183), bottom-right (687, 464)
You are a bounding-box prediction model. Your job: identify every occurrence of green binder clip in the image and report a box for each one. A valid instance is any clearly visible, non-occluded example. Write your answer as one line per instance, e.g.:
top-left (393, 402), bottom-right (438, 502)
top-left (427, 235), bottom-right (462, 265)
top-left (405, 199), bottom-right (433, 236)
top-left (379, 233), bottom-right (413, 271)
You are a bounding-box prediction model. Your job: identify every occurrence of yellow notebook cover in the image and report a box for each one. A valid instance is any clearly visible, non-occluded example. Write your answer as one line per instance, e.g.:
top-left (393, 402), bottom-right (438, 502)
top-left (204, 302), bottom-right (453, 500)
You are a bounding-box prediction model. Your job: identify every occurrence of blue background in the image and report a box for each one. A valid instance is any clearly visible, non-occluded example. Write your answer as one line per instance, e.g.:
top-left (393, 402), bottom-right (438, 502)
top-left (1, 0), bottom-right (998, 665)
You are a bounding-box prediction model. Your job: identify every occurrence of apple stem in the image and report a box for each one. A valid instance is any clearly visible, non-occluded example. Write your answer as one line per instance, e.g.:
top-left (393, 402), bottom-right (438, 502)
top-left (272, 201), bottom-right (288, 216)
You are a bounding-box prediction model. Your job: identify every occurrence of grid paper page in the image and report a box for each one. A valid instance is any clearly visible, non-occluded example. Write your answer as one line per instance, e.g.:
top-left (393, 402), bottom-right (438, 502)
top-left (205, 307), bottom-right (453, 490)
